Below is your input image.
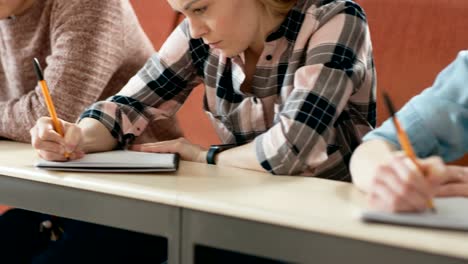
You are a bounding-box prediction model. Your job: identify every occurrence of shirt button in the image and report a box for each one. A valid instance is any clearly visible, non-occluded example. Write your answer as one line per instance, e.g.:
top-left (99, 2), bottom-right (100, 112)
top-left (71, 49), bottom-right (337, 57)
top-left (266, 55), bottom-right (273, 61)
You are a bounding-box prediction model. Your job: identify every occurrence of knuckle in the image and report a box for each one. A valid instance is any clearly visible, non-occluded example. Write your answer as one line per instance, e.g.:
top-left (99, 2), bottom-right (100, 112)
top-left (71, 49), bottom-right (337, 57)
top-left (37, 150), bottom-right (45, 159)
top-left (376, 164), bottom-right (388, 173)
top-left (43, 152), bottom-right (63, 162)
top-left (31, 138), bottom-right (42, 149)
top-left (404, 170), bottom-right (418, 182)
top-left (392, 154), bottom-right (405, 163)
top-left (42, 152), bottom-right (53, 161)
top-left (375, 165), bottom-right (392, 178)
top-left (389, 196), bottom-right (403, 209)
top-left (37, 128), bottom-right (47, 140)
top-left (400, 184), bottom-right (412, 196)
top-left (174, 142), bottom-right (182, 149)
top-left (432, 156), bottom-right (444, 165)
top-left (29, 126), bottom-right (36, 136)
top-left (371, 175), bottom-right (382, 187)
top-left (445, 185), bottom-right (456, 193)
top-left (37, 116), bottom-right (50, 125)
top-left (32, 141), bottom-right (40, 149)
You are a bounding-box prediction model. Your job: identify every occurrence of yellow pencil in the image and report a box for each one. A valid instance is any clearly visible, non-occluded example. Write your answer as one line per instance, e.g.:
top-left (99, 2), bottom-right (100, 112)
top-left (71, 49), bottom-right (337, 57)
top-left (33, 58), bottom-right (69, 158)
top-left (383, 92), bottom-right (435, 211)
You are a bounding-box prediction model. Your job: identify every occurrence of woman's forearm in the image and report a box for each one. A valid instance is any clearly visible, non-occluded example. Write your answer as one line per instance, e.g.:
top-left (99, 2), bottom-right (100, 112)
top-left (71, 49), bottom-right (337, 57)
top-left (215, 141), bottom-right (266, 172)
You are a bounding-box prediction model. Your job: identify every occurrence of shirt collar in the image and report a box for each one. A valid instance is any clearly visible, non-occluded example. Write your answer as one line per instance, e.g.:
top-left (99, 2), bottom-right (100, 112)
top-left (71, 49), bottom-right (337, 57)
top-left (265, 3), bottom-right (306, 43)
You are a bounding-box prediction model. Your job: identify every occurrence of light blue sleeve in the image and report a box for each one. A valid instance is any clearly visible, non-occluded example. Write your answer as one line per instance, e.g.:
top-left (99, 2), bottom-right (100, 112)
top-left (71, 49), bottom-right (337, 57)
top-left (364, 51), bottom-right (468, 162)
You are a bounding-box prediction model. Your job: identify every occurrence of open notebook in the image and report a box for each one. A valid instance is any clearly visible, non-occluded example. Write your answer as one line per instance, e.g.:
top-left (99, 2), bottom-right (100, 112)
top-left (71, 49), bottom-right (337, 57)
top-left (35, 150), bottom-right (179, 172)
top-left (360, 197), bottom-right (468, 231)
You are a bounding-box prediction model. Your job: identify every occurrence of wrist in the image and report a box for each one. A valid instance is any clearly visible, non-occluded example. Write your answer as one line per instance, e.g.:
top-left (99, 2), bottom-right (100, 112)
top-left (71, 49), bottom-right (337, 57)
top-left (78, 118), bottom-right (117, 153)
top-left (206, 144), bottom-right (237, 165)
top-left (199, 150), bottom-right (209, 164)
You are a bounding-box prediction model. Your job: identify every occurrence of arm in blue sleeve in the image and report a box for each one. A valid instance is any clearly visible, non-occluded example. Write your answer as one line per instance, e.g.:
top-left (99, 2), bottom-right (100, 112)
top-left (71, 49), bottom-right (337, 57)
top-left (364, 50), bottom-right (468, 161)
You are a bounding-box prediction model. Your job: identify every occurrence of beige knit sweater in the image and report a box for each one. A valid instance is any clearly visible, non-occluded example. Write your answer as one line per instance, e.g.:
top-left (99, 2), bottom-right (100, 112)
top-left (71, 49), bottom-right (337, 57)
top-left (0, 0), bottom-right (181, 143)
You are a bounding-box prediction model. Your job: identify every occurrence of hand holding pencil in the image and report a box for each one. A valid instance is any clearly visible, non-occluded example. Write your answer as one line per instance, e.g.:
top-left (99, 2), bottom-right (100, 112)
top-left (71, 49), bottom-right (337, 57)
top-left (33, 58), bottom-right (66, 140)
top-left (30, 58), bottom-right (85, 161)
top-left (382, 92), bottom-right (436, 212)
top-left (364, 93), bottom-right (448, 213)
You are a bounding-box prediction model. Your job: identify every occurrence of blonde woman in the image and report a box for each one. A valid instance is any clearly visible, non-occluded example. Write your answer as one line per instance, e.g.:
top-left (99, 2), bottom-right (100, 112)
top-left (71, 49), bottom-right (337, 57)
top-left (32, 0), bottom-right (376, 180)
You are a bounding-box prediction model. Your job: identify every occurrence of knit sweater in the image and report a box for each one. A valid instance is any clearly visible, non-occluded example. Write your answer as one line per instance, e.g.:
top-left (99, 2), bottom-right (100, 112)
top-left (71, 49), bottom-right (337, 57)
top-left (0, 0), bottom-right (181, 142)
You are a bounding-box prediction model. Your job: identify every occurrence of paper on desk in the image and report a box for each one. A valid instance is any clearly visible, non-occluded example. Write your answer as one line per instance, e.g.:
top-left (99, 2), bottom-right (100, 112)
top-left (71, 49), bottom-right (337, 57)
top-left (361, 197), bottom-right (468, 231)
top-left (35, 150), bottom-right (179, 172)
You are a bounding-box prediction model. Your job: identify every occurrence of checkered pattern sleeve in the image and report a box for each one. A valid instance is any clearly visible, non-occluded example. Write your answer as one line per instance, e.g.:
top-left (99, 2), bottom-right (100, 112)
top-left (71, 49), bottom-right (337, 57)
top-left (79, 21), bottom-right (202, 146)
top-left (255, 1), bottom-right (373, 175)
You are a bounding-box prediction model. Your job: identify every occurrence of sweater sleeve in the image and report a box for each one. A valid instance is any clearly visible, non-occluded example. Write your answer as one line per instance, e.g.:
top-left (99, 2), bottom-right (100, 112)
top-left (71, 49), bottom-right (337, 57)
top-left (0, 0), bottom-right (128, 142)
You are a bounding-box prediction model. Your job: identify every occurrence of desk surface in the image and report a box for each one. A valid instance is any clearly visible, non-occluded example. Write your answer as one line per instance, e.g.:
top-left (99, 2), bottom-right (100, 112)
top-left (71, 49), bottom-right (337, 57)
top-left (0, 141), bottom-right (467, 260)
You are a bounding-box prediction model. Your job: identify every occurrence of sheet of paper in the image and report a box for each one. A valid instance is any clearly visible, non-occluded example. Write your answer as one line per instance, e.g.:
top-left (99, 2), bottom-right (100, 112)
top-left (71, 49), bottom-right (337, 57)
top-left (361, 198), bottom-right (468, 231)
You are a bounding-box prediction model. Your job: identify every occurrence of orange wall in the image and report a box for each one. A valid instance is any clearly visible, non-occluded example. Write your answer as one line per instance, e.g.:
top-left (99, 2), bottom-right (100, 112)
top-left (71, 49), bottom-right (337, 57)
top-left (357, 0), bottom-right (468, 165)
top-left (130, 0), bottom-right (220, 148)
top-left (131, 0), bottom-right (468, 165)
top-left (357, 0), bottom-right (468, 124)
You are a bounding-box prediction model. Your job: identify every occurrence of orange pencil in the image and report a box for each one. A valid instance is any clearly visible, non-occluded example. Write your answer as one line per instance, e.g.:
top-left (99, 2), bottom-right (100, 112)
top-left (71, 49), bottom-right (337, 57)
top-left (382, 92), bottom-right (435, 211)
top-left (33, 58), bottom-right (69, 158)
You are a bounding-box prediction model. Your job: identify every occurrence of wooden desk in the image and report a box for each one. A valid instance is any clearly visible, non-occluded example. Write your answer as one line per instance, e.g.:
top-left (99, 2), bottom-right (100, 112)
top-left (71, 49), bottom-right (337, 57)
top-left (177, 168), bottom-right (468, 263)
top-left (0, 141), bottom-right (467, 264)
top-left (0, 141), bottom-right (181, 263)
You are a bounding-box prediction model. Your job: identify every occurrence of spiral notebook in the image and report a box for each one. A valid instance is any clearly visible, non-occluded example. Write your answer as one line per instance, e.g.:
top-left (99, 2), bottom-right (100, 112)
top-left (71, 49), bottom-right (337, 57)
top-left (360, 197), bottom-right (468, 231)
top-left (35, 150), bottom-right (179, 172)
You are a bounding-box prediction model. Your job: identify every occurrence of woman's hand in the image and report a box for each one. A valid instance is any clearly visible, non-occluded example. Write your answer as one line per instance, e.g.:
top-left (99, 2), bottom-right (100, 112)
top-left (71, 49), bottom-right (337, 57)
top-left (367, 154), bottom-right (446, 212)
top-left (30, 117), bottom-right (84, 161)
top-left (130, 138), bottom-right (208, 163)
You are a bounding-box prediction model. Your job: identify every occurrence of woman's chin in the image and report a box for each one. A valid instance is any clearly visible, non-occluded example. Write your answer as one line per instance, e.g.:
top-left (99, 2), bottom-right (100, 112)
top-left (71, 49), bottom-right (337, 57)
top-left (221, 49), bottom-right (242, 58)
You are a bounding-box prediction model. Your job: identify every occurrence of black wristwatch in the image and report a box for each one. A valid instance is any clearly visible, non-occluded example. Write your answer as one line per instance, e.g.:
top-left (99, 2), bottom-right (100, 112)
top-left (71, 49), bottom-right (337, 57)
top-left (206, 144), bottom-right (238, 165)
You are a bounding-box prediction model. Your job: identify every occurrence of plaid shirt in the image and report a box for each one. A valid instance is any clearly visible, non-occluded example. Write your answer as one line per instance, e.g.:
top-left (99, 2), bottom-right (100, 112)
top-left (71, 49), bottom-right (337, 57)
top-left (81, 0), bottom-right (376, 180)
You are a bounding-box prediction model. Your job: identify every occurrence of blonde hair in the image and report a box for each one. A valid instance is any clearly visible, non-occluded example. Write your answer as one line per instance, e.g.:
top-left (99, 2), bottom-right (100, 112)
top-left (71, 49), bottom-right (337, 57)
top-left (257, 0), bottom-right (297, 15)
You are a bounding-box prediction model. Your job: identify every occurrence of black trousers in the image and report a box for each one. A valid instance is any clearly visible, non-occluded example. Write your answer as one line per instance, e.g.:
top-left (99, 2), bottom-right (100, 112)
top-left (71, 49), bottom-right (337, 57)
top-left (0, 209), bottom-right (167, 264)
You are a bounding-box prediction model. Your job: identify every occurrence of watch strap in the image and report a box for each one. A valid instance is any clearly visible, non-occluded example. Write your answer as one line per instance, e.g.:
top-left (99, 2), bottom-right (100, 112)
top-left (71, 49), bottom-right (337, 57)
top-left (206, 146), bottom-right (219, 165)
top-left (206, 144), bottom-right (238, 165)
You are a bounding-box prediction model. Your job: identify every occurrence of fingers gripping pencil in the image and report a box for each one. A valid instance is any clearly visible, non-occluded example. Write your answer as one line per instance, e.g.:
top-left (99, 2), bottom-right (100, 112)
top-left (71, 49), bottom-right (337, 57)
top-left (383, 92), bottom-right (435, 212)
top-left (33, 58), bottom-right (69, 158)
